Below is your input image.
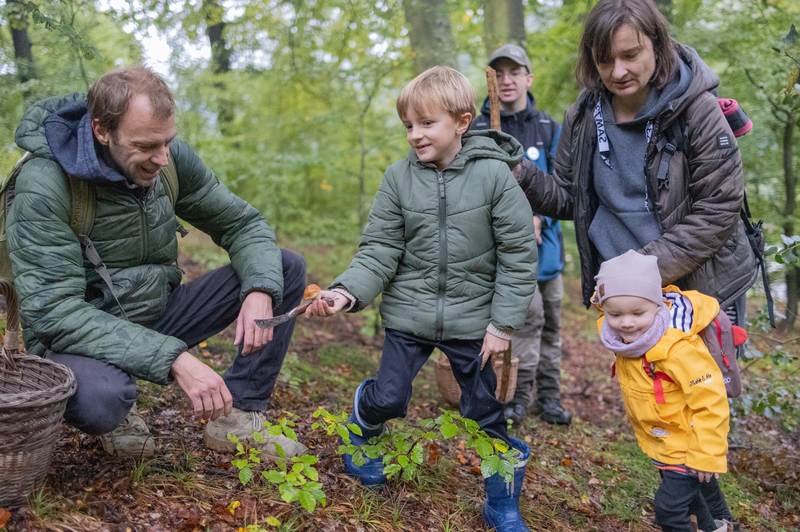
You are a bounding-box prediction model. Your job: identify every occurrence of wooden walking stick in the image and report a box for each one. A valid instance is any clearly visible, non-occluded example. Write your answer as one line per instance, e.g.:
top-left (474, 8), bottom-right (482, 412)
top-left (485, 65), bottom-right (502, 131)
top-left (485, 65), bottom-right (513, 403)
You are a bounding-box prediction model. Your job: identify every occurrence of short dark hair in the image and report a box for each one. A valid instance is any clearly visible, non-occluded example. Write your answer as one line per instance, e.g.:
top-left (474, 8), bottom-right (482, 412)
top-left (576, 0), bottom-right (677, 92)
top-left (87, 66), bottom-right (176, 134)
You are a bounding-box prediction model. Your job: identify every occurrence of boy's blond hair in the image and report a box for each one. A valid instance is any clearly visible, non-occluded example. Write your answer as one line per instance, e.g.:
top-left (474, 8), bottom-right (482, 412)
top-left (396, 66), bottom-right (476, 122)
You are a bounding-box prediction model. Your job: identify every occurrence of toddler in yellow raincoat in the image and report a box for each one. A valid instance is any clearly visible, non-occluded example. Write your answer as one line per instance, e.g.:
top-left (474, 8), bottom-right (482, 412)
top-left (593, 250), bottom-right (734, 532)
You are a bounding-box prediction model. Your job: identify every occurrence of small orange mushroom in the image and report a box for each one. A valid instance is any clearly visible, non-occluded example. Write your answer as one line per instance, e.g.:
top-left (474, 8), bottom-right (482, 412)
top-left (303, 284), bottom-right (322, 301)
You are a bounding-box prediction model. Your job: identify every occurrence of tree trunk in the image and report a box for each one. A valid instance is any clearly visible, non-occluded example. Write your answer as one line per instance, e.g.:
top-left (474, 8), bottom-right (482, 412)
top-left (781, 115), bottom-right (797, 331)
top-left (404, 0), bottom-right (457, 74)
top-left (203, 0), bottom-right (234, 127)
top-left (204, 0), bottom-right (231, 74)
top-left (7, 0), bottom-right (37, 84)
top-left (655, 0), bottom-right (672, 24)
top-left (482, 0), bottom-right (526, 58)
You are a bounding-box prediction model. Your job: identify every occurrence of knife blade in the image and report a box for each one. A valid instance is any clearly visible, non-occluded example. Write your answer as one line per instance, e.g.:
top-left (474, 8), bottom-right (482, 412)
top-left (254, 297), bottom-right (336, 329)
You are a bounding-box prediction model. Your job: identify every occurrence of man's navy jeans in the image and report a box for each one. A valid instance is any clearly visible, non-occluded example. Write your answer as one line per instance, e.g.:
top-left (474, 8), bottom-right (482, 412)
top-left (45, 249), bottom-right (305, 435)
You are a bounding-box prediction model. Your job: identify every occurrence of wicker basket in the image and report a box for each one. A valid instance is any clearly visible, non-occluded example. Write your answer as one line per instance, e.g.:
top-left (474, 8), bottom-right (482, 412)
top-left (435, 350), bottom-right (519, 406)
top-left (0, 348), bottom-right (76, 508)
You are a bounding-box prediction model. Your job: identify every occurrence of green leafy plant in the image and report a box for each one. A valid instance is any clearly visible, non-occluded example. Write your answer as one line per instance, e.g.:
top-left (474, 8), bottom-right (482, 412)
top-left (228, 413), bottom-right (327, 513)
top-left (312, 407), bottom-right (520, 483)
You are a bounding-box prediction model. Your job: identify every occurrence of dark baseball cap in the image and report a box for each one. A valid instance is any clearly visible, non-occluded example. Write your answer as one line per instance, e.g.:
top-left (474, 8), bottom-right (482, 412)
top-left (488, 44), bottom-right (531, 72)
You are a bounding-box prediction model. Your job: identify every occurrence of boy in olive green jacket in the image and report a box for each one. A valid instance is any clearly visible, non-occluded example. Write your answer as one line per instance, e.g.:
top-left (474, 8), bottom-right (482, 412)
top-left (307, 66), bottom-right (536, 532)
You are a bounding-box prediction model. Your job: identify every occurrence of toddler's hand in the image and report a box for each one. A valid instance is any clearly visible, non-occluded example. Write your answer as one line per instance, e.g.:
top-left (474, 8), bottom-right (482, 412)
top-left (305, 290), bottom-right (349, 318)
top-left (480, 332), bottom-right (510, 370)
top-left (688, 469), bottom-right (720, 483)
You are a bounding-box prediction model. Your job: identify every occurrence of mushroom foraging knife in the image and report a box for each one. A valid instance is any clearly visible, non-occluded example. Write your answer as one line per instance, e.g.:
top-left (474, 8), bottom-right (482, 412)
top-left (254, 297), bottom-right (336, 329)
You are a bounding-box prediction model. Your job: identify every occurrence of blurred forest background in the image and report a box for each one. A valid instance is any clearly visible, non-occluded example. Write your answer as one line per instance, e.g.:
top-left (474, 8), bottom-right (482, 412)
top-left (1, 0), bottom-right (799, 323)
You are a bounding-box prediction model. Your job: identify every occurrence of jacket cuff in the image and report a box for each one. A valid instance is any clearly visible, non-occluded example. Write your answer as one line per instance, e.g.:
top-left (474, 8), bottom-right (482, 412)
top-left (148, 336), bottom-right (188, 385)
top-left (331, 287), bottom-right (357, 312)
top-left (487, 323), bottom-right (514, 341)
top-left (240, 280), bottom-right (283, 308)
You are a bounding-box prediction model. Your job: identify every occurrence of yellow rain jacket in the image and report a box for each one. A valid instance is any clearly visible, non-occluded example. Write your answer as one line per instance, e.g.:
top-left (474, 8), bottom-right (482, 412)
top-left (597, 286), bottom-right (730, 473)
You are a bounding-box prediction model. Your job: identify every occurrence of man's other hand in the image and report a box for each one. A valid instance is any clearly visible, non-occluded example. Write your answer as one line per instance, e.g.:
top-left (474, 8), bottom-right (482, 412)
top-left (235, 291), bottom-right (273, 355)
top-left (171, 351), bottom-right (233, 421)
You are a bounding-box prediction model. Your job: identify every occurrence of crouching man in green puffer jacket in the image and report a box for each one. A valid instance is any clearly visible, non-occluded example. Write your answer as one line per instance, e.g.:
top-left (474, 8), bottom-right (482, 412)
top-left (7, 66), bottom-right (308, 460)
top-left (305, 67), bottom-right (538, 532)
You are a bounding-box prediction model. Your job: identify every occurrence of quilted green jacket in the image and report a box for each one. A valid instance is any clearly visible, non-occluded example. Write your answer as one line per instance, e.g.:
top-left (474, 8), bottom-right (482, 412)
top-left (8, 94), bottom-right (283, 384)
top-left (332, 130), bottom-right (537, 341)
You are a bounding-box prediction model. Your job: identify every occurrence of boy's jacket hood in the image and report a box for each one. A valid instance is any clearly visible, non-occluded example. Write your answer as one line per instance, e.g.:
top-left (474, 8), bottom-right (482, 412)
top-left (408, 129), bottom-right (524, 169)
top-left (15, 93), bottom-right (133, 186)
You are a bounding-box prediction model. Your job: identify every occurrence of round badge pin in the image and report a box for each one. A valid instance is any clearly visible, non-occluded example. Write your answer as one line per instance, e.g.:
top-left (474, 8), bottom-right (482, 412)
top-left (526, 147), bottom-right (540, 161)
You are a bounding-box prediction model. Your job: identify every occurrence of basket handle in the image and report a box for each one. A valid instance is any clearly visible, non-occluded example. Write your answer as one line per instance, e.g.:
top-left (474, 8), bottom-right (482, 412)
top-left (498, 342), bottom-right (512, 402)
top-left (0, 346), bottom-right (19, 373)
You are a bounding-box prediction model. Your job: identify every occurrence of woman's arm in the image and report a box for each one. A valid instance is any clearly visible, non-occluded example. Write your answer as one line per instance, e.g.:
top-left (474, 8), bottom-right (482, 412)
top-left (515, 106), bottom-right (576, 220)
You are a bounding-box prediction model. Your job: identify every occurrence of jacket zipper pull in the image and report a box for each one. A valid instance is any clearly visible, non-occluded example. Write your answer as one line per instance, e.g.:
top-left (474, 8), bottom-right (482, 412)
top-left (437, 172), bottom-right (445, 197)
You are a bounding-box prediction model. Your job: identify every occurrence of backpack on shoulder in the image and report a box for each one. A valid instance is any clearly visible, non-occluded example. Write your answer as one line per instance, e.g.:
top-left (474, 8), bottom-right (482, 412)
top-left (640, 309), bottom-right (747, 402)
top-left (0, 155), bottom-right (180, 350)
top-left (654, 98), bottom-right (774, 329)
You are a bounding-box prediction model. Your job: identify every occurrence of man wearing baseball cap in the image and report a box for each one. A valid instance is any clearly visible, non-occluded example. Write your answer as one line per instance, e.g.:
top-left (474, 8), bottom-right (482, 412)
top-left (471, 44), bottom-right (571, 426)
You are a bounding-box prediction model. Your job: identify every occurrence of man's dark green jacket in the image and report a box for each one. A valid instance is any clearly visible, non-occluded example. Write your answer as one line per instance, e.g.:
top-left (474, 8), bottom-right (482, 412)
top-left (8, 94), bottom-right (283, 384)
top-left (332, 130), bottom-right (538, 341)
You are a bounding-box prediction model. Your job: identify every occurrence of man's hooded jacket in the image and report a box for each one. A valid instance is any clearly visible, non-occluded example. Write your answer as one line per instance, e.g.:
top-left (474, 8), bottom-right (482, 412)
top-left (8, 93), bottom-right (283, 384)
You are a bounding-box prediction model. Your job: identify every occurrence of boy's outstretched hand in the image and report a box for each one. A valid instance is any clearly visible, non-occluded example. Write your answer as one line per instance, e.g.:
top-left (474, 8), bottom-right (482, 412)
top-left (305, 290), bottom-right (349, 318)
top-left (480, 332), bottom-right (510, 369)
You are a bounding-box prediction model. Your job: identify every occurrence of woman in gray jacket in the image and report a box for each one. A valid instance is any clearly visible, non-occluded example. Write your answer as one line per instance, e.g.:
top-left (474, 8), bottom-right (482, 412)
top-left (515, 0), bottom-right (756, 325)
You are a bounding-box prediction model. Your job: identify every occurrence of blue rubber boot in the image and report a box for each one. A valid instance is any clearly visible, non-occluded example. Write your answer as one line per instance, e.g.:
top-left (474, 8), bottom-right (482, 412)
top-left (342, 379), bottom-right (387, 486)
top-left (483, 437), bottom-right (531, 531)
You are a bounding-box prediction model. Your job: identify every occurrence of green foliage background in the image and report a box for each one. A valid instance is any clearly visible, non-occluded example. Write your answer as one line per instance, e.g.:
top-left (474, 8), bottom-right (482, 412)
top-left (0, 0), bottom-right (798, 249)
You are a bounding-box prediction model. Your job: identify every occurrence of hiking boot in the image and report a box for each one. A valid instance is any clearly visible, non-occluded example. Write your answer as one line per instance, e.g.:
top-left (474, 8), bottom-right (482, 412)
top-left (99, 406), bottom-right (156, 459)
top-left (533, 397), bottom-right (572, 426)
top-left (204, 407), bottom-right (308, 460)
top-left (504, 402), bottom-right (526, 426)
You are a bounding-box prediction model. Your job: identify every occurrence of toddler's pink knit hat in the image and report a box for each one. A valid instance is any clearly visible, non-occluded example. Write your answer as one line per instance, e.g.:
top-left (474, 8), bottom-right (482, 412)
top-left (594, 250), bottom-right (663, 306)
